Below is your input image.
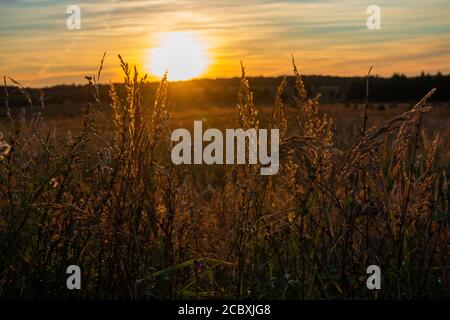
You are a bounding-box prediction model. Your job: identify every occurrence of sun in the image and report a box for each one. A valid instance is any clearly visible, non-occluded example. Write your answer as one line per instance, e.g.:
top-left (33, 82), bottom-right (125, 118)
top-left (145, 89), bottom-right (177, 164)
top-left (148, 32), bottom-right (210, 81)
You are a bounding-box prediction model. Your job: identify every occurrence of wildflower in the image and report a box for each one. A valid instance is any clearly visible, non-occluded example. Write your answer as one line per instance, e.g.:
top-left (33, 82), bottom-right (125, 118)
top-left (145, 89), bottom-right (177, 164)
top-left (50, 178), bottom-right (59, 188)
top-left (0, 141), bottom-right (11, 161)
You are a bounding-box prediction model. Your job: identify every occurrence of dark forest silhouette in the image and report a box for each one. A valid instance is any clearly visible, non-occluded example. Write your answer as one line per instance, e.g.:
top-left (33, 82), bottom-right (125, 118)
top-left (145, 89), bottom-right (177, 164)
top-left (2, 72), bottom-right (449, 112)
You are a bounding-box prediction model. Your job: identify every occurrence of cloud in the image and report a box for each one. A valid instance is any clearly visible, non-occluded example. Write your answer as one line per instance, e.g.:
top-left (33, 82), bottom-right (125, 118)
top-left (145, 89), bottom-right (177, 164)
top-left (1, 0), bottom-right (449, 86)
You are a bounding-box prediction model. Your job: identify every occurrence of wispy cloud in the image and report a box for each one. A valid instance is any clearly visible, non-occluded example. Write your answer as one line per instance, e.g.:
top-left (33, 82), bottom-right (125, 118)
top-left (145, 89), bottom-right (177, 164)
top-left (1, 0), bottom-right (449, 86)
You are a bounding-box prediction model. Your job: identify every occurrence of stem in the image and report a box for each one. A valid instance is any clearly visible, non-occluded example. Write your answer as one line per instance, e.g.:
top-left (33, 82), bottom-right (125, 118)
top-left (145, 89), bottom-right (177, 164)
top-left (361, 66), bottom-right (373, 137)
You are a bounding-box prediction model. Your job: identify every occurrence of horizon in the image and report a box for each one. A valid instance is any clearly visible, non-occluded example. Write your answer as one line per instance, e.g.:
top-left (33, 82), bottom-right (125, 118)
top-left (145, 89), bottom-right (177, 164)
top-left (1, 0), bottom-right (450, 87)
top-left (6, 70), bottom-right (450, 90)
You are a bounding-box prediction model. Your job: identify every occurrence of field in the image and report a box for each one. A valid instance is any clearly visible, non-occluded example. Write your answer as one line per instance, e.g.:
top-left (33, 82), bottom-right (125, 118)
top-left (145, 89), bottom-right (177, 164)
top-left (0, 59), bottom-right (449, 299)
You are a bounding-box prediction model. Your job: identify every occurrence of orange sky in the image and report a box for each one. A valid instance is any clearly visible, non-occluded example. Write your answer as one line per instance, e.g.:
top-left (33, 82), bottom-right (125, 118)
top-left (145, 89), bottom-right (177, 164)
top-left (1, 0), bottom-right (450, 87)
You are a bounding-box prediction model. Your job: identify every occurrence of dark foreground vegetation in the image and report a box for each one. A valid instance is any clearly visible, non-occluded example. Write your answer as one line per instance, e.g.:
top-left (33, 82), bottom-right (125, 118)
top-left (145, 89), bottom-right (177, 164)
top-left (0, 57), bottom-right (448, 299)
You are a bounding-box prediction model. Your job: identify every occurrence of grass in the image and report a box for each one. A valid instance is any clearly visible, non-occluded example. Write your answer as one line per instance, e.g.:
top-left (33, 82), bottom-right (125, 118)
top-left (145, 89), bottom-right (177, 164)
top-left (0, 56), bottom-right (448, 299)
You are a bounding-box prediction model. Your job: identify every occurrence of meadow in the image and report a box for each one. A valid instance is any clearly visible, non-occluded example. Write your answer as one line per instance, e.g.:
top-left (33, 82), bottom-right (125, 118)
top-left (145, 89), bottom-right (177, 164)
top-left (0, 57), bottom-right (448, 299)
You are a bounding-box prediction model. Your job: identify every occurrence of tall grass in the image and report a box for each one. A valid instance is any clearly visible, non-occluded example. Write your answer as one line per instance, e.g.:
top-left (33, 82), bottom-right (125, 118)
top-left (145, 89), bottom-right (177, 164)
top-left (0, 56), bottom-right (448, 299)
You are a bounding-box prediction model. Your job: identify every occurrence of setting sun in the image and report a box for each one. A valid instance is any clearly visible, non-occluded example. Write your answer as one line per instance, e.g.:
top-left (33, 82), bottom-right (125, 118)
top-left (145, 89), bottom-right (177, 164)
top-left (148, 32), bottom-right (210, 81)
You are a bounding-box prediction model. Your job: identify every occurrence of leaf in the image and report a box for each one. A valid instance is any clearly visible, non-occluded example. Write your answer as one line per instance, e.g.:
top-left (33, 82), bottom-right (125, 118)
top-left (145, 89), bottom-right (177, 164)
top-left (136, 258), bottom-right (233, 284)
top-left (432, 211), bottom-right (450, 221)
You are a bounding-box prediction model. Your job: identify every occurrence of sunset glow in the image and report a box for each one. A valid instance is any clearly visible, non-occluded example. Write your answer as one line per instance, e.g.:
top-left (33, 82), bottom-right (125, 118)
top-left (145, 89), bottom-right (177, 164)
top-left (148, 32), bottom-right (210, 81)
top-left (0, 0), bottom-right (449, 86)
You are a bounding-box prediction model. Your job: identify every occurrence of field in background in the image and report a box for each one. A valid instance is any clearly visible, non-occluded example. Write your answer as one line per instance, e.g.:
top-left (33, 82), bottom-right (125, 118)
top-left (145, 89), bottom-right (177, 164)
top-left (2, 100), bottom-right (450, 160)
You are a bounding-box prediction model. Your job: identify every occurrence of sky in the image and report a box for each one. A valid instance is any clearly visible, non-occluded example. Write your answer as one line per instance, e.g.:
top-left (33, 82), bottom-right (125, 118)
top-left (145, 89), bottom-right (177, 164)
top-left (0, 0), bottom-right (449, 87)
